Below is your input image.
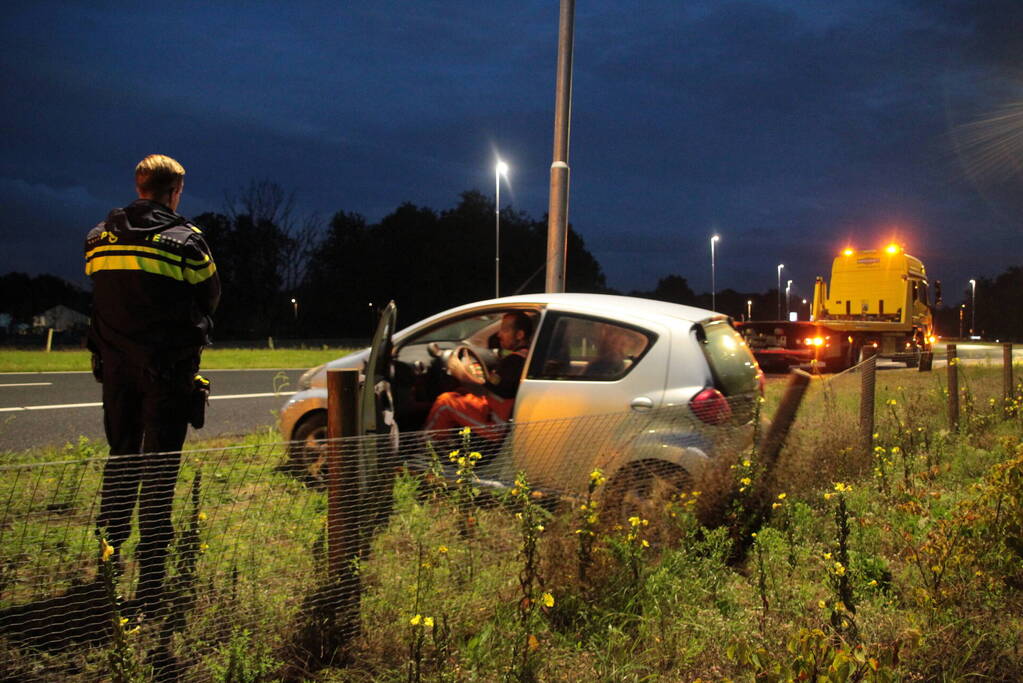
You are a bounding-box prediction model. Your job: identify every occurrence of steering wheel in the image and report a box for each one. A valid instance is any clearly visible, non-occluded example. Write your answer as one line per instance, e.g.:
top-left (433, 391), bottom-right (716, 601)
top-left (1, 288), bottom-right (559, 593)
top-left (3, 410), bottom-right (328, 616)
top-left (447, 344), bottom-right (492, 387)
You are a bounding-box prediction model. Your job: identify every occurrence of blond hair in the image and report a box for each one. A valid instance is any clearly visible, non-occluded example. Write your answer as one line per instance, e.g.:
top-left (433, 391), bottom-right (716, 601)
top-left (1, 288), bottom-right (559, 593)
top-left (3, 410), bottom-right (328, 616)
top-left (135, 154), bottom-right (185, 197)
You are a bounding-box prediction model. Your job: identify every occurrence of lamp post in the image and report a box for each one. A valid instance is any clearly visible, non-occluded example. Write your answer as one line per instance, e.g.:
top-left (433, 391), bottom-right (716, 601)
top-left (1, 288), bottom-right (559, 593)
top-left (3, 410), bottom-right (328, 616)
top-left (746, 299), bottom-right (752, 320)
top-left (969, 279), bottom-right (976, 336)
top-left (777, 264), bottom-right (784, 320)
top-left (959, 304), bottom-right (965, 339)
top-left (290, 298), bottom-right (298, 320)
top-left (495, 159), bottom-right (509, 298)
top-left (786, 280), bottom-right (792, 318)
top-left (710, 234), bottom-right (720, 311)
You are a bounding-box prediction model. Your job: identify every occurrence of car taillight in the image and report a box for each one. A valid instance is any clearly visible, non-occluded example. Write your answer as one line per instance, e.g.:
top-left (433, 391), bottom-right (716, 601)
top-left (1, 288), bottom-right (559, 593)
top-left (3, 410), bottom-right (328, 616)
top-left (690, 388), bottom-right (732, 425)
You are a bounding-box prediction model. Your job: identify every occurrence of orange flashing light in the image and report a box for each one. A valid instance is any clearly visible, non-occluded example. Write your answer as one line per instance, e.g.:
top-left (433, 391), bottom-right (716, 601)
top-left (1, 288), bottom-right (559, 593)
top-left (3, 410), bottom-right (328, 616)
top-left (885, 243), bottom-right (900, 254)
top-left (842, 248), bottom-right (854, 256)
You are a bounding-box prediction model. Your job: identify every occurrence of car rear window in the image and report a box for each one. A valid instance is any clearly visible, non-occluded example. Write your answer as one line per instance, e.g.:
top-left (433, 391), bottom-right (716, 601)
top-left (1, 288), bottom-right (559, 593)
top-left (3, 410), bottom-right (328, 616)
top-left (698, 319), bottom-right (760, 396)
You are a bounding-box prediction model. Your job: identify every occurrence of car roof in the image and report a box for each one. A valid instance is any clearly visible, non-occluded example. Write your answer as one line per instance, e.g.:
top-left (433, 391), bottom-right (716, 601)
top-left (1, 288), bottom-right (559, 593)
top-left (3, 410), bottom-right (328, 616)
top-left (399, 293), bottom-right (718, 338)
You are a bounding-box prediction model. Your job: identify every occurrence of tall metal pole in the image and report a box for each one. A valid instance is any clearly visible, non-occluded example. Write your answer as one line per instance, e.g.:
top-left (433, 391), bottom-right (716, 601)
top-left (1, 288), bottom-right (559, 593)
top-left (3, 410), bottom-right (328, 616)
top-left (545, 0), bottom-right (575, 293)
top-left (777, 264), bottom-right (784, 320)
top-left (495, 165), bottom-right (501, 298)
top-left (969, 279), bottom-right (976, 336)
top-left (711, 235), bottom-right (719, 311)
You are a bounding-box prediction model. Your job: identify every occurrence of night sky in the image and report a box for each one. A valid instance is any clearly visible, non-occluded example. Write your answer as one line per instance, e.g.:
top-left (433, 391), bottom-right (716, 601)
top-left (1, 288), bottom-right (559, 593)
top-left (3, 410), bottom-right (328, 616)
top-left (2, 1), bottom-right (1020, 306)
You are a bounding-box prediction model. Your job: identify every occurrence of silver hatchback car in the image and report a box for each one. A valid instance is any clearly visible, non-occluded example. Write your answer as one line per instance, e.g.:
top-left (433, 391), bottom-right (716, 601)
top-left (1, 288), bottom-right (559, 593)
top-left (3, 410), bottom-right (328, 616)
top-left (280, 293), bottom-right (762, 498)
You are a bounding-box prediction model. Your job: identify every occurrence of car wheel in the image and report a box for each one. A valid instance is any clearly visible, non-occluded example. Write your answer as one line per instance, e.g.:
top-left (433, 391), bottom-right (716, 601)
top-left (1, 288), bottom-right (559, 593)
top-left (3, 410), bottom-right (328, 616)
top-left (602, 460), bottom-right (692, 526)
top-left (288, 411), bottom-right (328, 486)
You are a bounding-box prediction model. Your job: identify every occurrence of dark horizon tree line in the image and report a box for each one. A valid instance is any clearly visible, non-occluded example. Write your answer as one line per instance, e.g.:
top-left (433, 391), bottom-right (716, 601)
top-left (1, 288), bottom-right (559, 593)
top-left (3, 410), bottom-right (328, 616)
top-left (1, 181), bottom-right (1019, 342)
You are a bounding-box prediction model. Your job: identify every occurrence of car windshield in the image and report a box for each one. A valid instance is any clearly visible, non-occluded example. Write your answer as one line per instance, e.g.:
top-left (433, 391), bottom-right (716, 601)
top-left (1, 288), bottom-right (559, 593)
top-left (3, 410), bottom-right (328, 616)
top-left (699, 320), bottom-right (759, 396)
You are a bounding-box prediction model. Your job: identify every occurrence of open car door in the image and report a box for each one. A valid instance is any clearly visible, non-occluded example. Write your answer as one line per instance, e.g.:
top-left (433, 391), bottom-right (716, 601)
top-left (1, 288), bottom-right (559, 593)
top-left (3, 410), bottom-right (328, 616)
top-left (358, 300), bottom-right (399, 502)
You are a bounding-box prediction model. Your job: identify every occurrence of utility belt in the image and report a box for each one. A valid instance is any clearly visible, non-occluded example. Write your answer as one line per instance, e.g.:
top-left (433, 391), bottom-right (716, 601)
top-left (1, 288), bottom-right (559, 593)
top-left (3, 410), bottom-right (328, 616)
top-left (90, 346), bottom-right (211, 429)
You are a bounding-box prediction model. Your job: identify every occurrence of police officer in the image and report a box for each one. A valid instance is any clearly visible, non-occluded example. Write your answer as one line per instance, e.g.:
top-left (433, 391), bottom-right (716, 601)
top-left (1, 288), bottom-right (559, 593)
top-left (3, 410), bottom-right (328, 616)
top-left (85, 154), bottom-right (220, 609)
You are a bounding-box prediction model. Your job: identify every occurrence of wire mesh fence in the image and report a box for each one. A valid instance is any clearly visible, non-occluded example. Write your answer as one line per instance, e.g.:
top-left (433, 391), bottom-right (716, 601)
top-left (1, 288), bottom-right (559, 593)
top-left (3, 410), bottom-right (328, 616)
top-left (2, 352), bottom-right (1020, 680)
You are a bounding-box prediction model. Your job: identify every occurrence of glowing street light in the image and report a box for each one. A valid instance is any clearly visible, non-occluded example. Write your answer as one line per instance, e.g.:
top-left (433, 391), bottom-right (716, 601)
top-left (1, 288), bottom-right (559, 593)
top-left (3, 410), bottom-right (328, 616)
top-left (746, 299), bottom-right (752, 320)
top-left (290, 297), bottom-right (298, 320)
top-left (969, 278), bottom-right (976, 335)
top-left (786, 279), bottom-right (793, 317)
top-left (777, 264), bottom-right (784, 320)
top-left (710, 234), bottom-right (720, 311)
top-left (495, 159), bottom-right (509, 298)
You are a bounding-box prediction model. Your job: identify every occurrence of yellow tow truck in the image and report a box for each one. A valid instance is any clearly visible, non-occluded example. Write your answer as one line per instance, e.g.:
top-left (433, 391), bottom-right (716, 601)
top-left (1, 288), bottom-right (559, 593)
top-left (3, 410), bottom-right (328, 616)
top-left (740, 244), bottom-right (937, 372)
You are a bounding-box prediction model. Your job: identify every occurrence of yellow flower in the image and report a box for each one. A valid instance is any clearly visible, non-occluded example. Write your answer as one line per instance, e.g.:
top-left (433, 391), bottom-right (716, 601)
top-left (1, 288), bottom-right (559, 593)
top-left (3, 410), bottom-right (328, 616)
top-left (740, 477), bottom-right (752, 486)
top-left (823, 492), bottom-right (833, 501)
top-left (438, 545), bottom-right (448, 553)
top-left (772, 502), bottom-right (782, 510)
top-left (119, 616), bottom-right (129, 627)
top-left (410, 614), bottom-right (422, 626)
top-left (197, 511), bottom-right (207, 522)
top-left (641, 539), bottom-right (650, 548)
top-left (823, 552), bottom-right (832, 560)
top-left (777, 492), bottom-right (786, 500)
top-left (100, 539), bottom-right (115, 563)
top-left (449, 450), bottom-right (460, 461)
top-left (460, 426), bottom-right (471, 436)
top-left (423, 616), bottom-right (434, 628)
top-left (628, 516), bottom-right (641, 527)
top-left (834, 562), bottom-right (846, 576)
top-left (818, 600), bottom-right (827, 609)
top-left (541, 592), bottom-right (555, 608)
top-left (742, 459), bottom-right (751, 468)
top-left (833, 482), bottom-right (851, 492)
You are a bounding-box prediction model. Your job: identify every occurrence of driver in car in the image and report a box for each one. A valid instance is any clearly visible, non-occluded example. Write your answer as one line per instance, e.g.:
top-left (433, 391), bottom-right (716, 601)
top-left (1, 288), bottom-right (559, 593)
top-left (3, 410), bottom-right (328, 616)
top-left (423, 311), bottom-right (534, 443)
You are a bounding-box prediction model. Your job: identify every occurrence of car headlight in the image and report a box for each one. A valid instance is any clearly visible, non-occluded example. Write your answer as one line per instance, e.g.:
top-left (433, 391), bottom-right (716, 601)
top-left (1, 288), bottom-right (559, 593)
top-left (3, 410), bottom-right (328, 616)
top-left (298, 364), bottom-right (325, 391)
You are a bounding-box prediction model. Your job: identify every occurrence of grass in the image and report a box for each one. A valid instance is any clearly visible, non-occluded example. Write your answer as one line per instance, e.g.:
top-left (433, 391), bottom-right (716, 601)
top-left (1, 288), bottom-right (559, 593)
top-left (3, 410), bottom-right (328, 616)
top-left (0, 347), bottom-right (359, 373)
top-left (2, 360), bottom-right (1022, 680)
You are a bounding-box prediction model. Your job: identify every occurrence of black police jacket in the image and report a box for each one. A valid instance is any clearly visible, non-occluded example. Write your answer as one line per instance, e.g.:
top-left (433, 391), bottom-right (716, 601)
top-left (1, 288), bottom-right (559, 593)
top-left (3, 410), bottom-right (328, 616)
top-left (84, 199), bottom-right (221, 367)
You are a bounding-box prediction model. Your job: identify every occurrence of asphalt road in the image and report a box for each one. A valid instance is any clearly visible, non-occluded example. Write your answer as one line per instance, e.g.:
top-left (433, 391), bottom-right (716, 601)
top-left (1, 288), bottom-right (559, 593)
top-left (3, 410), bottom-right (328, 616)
top-left (0, 368), bottom-right (304, 453)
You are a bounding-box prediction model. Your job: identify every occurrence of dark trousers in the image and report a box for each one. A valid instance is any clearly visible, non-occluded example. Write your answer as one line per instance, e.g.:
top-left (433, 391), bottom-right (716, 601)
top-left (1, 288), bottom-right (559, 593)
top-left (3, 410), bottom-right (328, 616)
top-left (96, 355), bottom-right (195, 599)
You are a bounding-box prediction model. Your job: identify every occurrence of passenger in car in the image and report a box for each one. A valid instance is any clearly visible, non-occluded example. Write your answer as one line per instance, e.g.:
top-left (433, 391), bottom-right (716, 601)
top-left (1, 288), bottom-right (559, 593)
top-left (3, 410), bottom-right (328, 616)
top-left (424, 311), bottom-right (533, 442)
top-left (584, 324), bottom-right (633, 379)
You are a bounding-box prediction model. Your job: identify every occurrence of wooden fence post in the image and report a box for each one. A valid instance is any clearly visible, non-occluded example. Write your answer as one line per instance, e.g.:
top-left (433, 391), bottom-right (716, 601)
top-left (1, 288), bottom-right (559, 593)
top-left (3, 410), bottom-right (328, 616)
top-left (947, 344), bottom-right (959, 432)
top-left (327, 368), bottom-right (361, 641)
top-left (727, 369), bottom-right (812, 566)
top-left (1005, 343), bottom-right (1014, 418)
top-left (859, 346), bottom-right (878, 454)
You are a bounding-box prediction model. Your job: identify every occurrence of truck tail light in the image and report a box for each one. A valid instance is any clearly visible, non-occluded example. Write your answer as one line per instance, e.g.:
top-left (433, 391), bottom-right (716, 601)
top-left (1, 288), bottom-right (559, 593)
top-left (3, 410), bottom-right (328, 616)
top-left (691, 388), bottom-right (732, 425)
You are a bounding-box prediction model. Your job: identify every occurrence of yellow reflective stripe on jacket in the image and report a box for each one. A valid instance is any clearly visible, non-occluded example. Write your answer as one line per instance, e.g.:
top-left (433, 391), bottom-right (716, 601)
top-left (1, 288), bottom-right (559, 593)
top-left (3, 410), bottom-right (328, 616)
top-left (85, 244), bottom-right (216, 284)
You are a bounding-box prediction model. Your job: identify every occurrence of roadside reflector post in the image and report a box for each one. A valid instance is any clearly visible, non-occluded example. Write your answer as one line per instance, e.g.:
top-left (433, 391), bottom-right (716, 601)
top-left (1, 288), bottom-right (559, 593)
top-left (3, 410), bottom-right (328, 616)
top-left (327, 368), bottom-right (361, 642)
top-left (859, 346), bottom-right (878, 454)
top-left (947, 344), bottom-right (959, 433)
top-left (1004, 343), bottom-right (1014, 418)
top-left (45, 328), bottom-right (54, 352)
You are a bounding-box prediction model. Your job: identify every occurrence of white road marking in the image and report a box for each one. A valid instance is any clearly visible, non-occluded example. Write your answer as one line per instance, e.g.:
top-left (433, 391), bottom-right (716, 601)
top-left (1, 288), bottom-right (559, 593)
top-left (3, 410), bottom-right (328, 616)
top-left (0, 391), bottom-right (296, 413)
top-left (0, 382), bottom-right (52, 387)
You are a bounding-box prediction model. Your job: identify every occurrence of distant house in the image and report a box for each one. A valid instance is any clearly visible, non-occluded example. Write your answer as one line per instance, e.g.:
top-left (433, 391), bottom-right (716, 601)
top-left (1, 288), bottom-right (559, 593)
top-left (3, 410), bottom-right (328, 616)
top-left (32, 305), bottom-right (90, 332)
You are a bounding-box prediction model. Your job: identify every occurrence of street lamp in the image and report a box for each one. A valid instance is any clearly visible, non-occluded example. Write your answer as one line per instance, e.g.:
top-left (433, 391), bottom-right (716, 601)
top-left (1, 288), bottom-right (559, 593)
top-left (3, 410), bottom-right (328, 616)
top-left (969, 279), bottom-right (976, 336)
top-left (290, 298), bottom-right (298, 320)
top-left (494, 159), bottom-right (509, 298)
top-left (786, 280), bottom-right (792, 318)
top-left (710, 234), bottom-right (720, 311)
top-left (777, 264), bottom-right (784, 320)
top-left (746, 299), bottom-right (752, 320)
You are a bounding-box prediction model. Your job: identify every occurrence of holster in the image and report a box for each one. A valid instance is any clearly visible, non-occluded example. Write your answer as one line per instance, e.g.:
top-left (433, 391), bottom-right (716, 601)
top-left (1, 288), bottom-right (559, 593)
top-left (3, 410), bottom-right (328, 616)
top-left (91, 353), bottom-right (103, 383)
top-left (190, 374), bottom-right (211, 429)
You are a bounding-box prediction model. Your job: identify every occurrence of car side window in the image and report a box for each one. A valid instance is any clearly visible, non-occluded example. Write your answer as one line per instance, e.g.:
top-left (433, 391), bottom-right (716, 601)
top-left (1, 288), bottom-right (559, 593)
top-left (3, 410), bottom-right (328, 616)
top-left (528, 314), bottom-right (652, 381)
